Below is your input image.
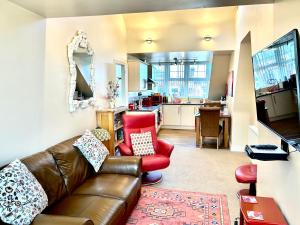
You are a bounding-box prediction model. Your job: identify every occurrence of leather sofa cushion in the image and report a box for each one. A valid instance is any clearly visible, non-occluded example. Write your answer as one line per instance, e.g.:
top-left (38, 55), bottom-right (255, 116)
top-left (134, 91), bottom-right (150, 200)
top-left (21, 151), bottom-right (67, 206)
top-left (47, 137), bottom-right (93, 193)
top-left (32, 214), bottom-right (94, 225)
top-left (141, 154), bottom-right (170, 172)
top-left (46, 195), bottom-right (125, 225)
top-left (73, 174), bottom-right (141, 211)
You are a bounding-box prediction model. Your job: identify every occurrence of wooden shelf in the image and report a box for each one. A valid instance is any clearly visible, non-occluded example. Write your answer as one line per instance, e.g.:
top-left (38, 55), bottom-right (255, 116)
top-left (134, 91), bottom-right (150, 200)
top-left (115, 139), bottom-right (124, 147)
top-left (96, 108), bottom-right (126, 155)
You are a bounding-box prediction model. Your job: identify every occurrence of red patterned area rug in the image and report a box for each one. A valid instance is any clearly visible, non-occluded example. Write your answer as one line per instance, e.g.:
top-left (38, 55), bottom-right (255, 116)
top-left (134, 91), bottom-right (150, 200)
top-left (127, 186), bottom-right (231, 225)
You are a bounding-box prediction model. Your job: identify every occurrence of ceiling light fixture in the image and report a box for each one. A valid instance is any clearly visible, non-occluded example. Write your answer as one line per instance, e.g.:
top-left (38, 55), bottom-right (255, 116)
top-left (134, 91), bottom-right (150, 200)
top-left (145, 38), bottom-right (153, 44)
top-left (150, 58), bottom-right (198, 65)
top-left (203, 36), bottom-right (213, 41)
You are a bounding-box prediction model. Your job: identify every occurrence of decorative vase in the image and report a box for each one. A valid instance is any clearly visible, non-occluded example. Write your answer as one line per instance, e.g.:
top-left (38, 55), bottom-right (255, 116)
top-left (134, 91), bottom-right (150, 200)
top-left (109, 100), bottom-right (116, 109)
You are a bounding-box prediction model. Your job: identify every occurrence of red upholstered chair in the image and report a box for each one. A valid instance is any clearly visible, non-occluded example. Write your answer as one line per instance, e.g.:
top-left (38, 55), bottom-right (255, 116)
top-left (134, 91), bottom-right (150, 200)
top-left (119, 113), bottom-right (174, 185)
top-left (235, 164), bottom-right (257, 196)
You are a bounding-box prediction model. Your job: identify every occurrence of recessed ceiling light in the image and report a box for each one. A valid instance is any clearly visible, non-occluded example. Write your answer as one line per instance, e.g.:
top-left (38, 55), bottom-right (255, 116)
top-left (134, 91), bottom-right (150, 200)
top-left (203, 36), bottom-right (213, 41)
top-left (145, 38), bottom-right (153, 44)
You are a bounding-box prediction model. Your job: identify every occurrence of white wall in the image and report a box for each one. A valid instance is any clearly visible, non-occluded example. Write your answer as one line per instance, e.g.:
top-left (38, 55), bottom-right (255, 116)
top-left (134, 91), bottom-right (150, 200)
top-left (230, 4), bottom-right (274, 150)
top-left (208, 53), bottom-right (231, 100)
top-left (0, 0), bottom-right (127, 165)
top-left (42, 15), bottom-right (127, 149)
top-left (0, 0), bottom-right (46, 164)
top-left (231, 34), bottom-right (257, 151)
top-left (232, 1), bottom-right (300, 223)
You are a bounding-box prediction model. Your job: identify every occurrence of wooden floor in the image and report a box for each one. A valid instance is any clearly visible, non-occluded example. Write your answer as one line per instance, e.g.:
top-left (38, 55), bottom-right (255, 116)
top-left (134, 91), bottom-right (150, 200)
top-left (155, 129), bottom-right (250, 222)
top-left (159, 128), bottom-right (226, 149)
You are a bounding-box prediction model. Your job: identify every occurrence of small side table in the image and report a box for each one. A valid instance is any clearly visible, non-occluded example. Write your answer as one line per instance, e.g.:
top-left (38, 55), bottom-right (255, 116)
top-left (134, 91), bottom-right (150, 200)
top-left (240, 196), bottom-right (288, 225)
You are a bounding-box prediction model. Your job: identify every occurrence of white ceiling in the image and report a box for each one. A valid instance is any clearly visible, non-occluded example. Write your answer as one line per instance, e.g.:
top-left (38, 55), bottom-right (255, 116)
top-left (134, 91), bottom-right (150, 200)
top-left (124, 6), bottom-right (237, 30)
top-left (9, 0), bottom-right (273, 18)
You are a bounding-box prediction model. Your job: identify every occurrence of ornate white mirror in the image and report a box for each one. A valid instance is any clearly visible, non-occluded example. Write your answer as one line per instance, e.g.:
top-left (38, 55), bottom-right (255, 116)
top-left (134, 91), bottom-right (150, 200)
top-left (68, 31), bottom-right (95, 112)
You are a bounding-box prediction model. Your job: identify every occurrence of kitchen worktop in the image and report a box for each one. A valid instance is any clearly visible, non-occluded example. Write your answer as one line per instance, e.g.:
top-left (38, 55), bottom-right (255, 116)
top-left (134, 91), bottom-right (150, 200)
top-left (128, 105), bottom-right (161, 112)
top-left (256, 88), bottom-right (295, 98)
top-left (162, 101), bottom-right (227, 106)
top-left (162, 103), bottom-right (204, 105)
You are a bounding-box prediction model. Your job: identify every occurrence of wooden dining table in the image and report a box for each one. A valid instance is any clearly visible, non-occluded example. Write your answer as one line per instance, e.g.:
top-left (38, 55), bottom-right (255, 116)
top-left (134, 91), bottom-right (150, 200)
top-left (195, 110), bottom-right (231, 148)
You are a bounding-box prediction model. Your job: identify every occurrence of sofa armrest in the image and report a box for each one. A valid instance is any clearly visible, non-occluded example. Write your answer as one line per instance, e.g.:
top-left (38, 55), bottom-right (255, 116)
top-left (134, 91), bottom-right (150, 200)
top-left (100, 156), bottom-right (141, 177)
top-left (157, 139), bottom-right (174, 157)
top-left (31, 214), bottom-right (94, 225)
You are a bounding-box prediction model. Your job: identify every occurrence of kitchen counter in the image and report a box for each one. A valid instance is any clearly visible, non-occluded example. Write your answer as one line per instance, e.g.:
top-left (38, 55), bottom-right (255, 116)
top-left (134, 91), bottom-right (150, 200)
top-left (256, 88), bottom-right (295, 98)
top-left (162, 103), bottom-right (203, 105)
top-left (128, 105), bottom-right (161, 112)
top-left (162, 101), bottom-right (227, 106)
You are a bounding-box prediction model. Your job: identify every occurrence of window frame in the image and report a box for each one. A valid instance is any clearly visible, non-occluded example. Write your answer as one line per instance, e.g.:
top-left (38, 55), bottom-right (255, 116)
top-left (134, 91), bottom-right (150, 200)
top-left (114, 60), bottom-right (127, 106)
top-left (152, 61), bottom-right (211, 98)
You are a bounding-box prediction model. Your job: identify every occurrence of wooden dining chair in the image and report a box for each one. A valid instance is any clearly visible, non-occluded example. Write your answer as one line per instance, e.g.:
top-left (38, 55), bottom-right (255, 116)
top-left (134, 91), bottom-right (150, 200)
top-left (203, 101), bottom-right (221, 107)
top-left (199, 107), bottom-right (222, 149)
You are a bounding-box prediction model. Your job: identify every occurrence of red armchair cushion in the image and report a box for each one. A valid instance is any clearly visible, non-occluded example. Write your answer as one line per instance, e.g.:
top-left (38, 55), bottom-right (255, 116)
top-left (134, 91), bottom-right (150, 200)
top-left (141, 155), bottom-right (170, 172)
top-left (140, 126), bottom-right (158, 151)
top-left (123, 114), bottom-right (158, 151)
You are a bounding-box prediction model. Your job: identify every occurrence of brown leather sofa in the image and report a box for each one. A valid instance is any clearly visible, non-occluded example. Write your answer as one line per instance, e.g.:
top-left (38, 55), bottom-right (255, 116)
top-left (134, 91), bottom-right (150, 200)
top-left (1, 136), bottom-right (142, 225)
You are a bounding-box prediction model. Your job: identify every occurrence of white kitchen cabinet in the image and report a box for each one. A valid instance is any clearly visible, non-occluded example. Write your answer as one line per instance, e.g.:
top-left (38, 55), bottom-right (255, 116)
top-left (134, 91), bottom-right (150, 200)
top-left (257, 95), bottom-right (276, 118)
top-left (180, 105), bottom-right (197, 126)
top-left (257, 90), bottom-right (297, 121)
top-left (272, 90), bottom-right (297, 116)
top-left (128, 59), bottom-right (148, 92)
top-left (163, 105), bottom-right (181, 126)
top-left (163, 104), bottom-right (198, 128)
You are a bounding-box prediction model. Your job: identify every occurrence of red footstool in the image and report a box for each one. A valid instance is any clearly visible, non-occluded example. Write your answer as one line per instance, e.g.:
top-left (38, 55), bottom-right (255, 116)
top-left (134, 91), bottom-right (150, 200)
top-left (235, 164), bottom-right (257, 196)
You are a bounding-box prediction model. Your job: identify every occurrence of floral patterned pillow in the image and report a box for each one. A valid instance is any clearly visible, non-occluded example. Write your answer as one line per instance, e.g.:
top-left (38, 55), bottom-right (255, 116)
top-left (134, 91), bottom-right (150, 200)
top-left (0, 159), bottom-right (48, 225)
top-left (73, 130), bottom-right (109, 172)
top-left (92, 128), bottom-right (111, 141)
top-left (130, 131), bottom-right (155, 156)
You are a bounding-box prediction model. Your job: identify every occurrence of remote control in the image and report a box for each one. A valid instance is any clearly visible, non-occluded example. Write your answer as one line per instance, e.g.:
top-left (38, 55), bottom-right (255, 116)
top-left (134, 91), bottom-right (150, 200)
top-left (250, 144), bottom-right (278, 150)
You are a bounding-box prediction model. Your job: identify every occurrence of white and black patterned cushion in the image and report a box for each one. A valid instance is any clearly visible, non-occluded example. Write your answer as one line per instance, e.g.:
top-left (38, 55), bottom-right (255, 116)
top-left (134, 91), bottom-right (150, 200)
top-left (130, 131), bottom-right (155, 156)
top-left (73, 130), bottom-right (109, 172)
top-left (0, 159), bottom-right (48, 225)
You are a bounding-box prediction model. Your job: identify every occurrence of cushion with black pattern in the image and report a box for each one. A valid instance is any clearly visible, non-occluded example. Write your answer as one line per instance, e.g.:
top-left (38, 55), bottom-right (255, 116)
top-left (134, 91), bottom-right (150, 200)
top-left (0, 159), bottom-right (48, 225)
top-left (130, 131), bottom-right (155, 156)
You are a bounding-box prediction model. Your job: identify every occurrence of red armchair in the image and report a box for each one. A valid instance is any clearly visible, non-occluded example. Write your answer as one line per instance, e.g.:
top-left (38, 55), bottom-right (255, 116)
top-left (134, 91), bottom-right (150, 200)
top-left (119, 113), bottom-right (174, 185)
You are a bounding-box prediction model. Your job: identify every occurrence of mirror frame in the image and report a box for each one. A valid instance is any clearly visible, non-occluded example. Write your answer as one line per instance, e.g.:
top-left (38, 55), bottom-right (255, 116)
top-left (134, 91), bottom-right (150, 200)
top-left (67, 31), bottom-right (95, 112)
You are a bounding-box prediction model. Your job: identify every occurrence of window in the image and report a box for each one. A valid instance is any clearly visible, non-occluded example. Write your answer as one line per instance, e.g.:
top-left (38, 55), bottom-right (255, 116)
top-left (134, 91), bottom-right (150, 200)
top-left (253, 40), bottom-right (296, 89)
top-left (189, 64), bottom-right (206, 78)
top-left (115, 63), bottom-right (125, 106)
top-left (152, 62), bottom-right (212, 98)
top-left (170, 64), bottom-right (184, 78)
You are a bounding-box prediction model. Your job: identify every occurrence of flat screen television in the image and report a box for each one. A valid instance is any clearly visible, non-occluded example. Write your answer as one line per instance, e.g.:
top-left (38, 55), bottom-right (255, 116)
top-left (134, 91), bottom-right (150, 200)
top-left (252, 29), bottom-right (300, 144)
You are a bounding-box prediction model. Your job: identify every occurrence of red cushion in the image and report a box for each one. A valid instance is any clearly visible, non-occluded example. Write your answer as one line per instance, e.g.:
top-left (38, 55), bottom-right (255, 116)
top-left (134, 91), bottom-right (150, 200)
top-left (123, 128), bottom-right (140, 149)
top-left (141, 155), bottom-right (170, 172)
top-left (235, 164), bottom-right (257, 183)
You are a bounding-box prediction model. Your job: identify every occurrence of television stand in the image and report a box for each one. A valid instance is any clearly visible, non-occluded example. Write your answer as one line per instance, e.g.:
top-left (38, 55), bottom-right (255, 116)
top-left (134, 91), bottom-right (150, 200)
top-left (245, 145), bottom-right (288, 161)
